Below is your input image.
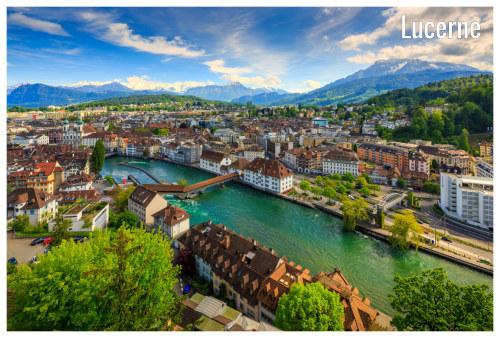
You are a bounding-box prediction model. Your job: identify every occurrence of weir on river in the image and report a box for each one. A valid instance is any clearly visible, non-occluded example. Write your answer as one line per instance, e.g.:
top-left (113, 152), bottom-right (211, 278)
top-left (102, 156), bottom-right (493, 315)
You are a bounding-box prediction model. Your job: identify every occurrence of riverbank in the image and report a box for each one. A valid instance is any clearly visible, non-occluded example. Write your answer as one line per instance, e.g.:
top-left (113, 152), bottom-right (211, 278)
top-left (114, 154), bottom-right (493, 275)
top-left (288, 196), bottom-right (493, 276)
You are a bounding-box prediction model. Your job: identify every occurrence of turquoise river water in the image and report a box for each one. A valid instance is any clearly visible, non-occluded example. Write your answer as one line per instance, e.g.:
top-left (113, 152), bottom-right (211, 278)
top-left (101, 156), bottom-right (492, 315)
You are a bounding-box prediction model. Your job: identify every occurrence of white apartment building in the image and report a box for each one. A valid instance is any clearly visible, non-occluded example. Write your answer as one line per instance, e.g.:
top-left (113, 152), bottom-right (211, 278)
top-left (242, 148), bottom-right (265, 162)
top-left (200, 149), bottom-right (232, 175)
top-left (243, 158), bottom-right (293, 194)
top-left (440, 173), bottom-right (493, 230)
top-left (152, 205), bottom-right (190, 240)
top-left (476, 159), bottom-right (493, 178)
top-left (11, 134), bottom-right (49, 146)
top-left (322, 148), bottom-right (359, 176)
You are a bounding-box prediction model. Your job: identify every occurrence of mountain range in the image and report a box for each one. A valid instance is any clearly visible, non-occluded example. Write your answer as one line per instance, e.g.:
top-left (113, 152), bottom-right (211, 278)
top-left (185, 82), bottom-right (287, 102)
top-left (7, 59), bottom-right (488, 108)
top-left (234, 59), bottom-right (487, 106)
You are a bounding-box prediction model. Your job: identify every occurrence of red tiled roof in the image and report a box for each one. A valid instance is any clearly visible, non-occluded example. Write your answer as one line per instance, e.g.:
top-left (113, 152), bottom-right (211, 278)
top-left (35, 162), bottom-right (58, 176)
top-left (153, 205), bottom-right (189, 226)
top-left (245, 158), bottom-right (292, 179)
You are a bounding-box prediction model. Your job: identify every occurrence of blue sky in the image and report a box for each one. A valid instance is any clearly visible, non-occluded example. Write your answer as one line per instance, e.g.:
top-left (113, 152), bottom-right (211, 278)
top-left (7, 7), bottom-right (493, 92)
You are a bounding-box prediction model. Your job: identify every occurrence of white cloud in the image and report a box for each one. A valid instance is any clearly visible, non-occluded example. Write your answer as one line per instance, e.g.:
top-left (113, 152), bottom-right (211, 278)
top-left (338, 8), bottom-right (493, 51)
top-left (203, 59), bottom-right (282, 88)
top-left (9, 12), bottom-right (70, 37)
top-left (66, 80), bottom-right (120, 87)
top-left (66, 76), bottom-right (214, 93)
top-left (289, 80), bottom-right (323, 93)
top-left (42, 47), bottom-right (81, 56)
top-left (80, 11), bottom-right (204, 58)
top-left (340, 7), bottom-right (492, 70)
top-left (208, 11), bottom-right (291, 77)
top-left (123, 76), bottom-right (213, 92)
top-left (204, 59), bottom-right (251, 75)
top-left (308, 7), bottom-right (363, 53)
top-left (221, 74), bottom-right (282, 88)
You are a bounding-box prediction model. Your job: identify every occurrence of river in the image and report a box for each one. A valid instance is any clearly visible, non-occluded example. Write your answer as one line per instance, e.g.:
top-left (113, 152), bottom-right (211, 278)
top-left (101, 156), bottom-right (493, 315)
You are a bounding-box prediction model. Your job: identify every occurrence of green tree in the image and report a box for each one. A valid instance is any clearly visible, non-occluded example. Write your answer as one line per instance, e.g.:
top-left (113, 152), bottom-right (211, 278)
top-left (91, 140), bottom-right (106, 174)
top-left (52, 214), bottom-right (72, 245)
top-left (11, 215), bottom-right (30, 232)
top-left (341, 172), bottom-right (355, 182)
top-left (423, 181), bottom-right (440, 195)
top-left (336, 184), bottom-right (347, 195)
top-left (299, 180), bottom-right (311, 191)
top-left (375, 208), bottom-right (385, 228)
top-left (396, 178), bottom-right (407, 189)
top-left (275, 282), bottom-right (344, 331)
top-left (109, 210), bottom-right (139, 229)
top-left (153, 128), bottom-right (169, 136)
top-left (322, 187), bottom-right (337, 199)
top-left (355, 176), bottom-right (368, 189)
top-left (341, 198), bottom-right (369, 231)
top-left (8, 227), bottom-right (181, 330)
top-left (389, 210), bottom-right (422, 250)
top-left (104, 175), bottom-right (115, 186)
top-left (114, 186), bottom-right (135, 211)
top-left (457, 128), bottom-right (470, 152)
top-left (389, 268), bottom-right (493, 331)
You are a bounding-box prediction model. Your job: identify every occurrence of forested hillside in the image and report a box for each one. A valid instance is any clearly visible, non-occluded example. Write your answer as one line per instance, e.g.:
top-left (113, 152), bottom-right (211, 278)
top-left (368, 75), bottom-right (492, 151)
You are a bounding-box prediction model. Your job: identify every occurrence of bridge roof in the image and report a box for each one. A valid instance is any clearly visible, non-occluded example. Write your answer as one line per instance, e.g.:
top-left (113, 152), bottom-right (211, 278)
top-left (144, 172), bottom-right (238, 194)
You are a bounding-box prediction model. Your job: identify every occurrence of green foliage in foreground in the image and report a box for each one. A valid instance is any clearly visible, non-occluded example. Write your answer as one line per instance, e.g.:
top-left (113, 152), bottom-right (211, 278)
top-left (275, 282), bottom-right (344, 331)
top-left (8, 227), bottom-right (180, 330)
top-left (389, 268), bottom-right (493, 331)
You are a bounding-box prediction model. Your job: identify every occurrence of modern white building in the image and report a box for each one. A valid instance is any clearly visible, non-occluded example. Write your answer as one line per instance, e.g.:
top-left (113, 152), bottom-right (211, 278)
top-left (243, 158), bottom-right (293, 194)
top-left (49, 202), bottom-right (109, 232)
top-left (475, 159), bottom-right (493, 178)
top-left (440, 173), bottom-right (493, 230)
top-left (322, 148), bottom-right (359, 176)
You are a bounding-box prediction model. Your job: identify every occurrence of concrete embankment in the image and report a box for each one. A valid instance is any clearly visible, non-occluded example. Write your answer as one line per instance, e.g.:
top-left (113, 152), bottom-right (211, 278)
top-left (314, 203), bottom-right (493, 276)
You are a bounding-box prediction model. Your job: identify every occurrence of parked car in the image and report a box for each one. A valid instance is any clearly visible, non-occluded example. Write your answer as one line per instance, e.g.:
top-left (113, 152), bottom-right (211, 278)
top-left (30, 237), bottom-right (45, 246)
top-left (43, 237), bottom-right (53, 246)
top-left (73, 236), bottom-right (85, 243)
top-left (8, 257), bottom-right (18, 265)
top-left (29, 256), bottom-right (39, 264)
top-left (441, 236), bottom-right (452, 243)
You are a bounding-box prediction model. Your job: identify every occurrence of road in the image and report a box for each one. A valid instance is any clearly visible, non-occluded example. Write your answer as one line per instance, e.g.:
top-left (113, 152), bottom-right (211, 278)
top-left (7, 233), bottom-right (45, 263)
top-left (417, 205), bottom-right (493, 243)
